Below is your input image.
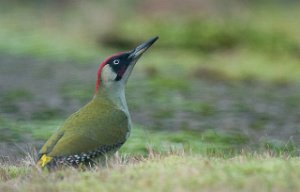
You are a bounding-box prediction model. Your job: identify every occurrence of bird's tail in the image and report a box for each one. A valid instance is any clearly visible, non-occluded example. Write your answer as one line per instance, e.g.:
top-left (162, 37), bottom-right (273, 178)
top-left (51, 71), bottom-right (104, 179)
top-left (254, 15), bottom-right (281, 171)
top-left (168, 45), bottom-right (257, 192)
top-left (37, 154), bottom-right (53, 167)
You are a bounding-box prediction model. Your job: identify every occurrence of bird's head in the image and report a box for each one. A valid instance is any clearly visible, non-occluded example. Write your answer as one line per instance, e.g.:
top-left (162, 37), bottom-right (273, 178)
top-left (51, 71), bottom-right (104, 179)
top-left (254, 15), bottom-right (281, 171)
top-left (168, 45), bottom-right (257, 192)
top-left (95, 36), bottom-right (158, 94)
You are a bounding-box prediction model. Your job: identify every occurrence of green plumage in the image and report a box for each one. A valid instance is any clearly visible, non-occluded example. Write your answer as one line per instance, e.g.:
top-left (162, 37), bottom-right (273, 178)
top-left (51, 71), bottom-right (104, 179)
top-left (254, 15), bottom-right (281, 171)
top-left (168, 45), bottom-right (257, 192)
top-left (39, 92), bottom-right (129, 164)
top-left (38, 36), bottom-right (158, 168)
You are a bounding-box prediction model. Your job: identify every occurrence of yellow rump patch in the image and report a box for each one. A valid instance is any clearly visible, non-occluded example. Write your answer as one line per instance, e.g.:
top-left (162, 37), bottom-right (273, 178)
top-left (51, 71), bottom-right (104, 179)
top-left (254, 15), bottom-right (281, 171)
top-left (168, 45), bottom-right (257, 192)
top-left (37, 154), bottom-right (53, 167)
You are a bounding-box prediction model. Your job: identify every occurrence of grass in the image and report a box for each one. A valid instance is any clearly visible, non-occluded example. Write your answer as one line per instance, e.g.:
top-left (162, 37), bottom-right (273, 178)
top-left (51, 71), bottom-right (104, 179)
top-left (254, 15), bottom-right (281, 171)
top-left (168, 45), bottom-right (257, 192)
top-left (0, 154), bottom-right (300, 192)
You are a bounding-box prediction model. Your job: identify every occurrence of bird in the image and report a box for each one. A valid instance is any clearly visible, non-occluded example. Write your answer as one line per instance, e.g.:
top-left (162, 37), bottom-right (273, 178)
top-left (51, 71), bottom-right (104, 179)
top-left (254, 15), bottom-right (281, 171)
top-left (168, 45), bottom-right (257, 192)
top-left (37, 36), bottom-right (159, 168)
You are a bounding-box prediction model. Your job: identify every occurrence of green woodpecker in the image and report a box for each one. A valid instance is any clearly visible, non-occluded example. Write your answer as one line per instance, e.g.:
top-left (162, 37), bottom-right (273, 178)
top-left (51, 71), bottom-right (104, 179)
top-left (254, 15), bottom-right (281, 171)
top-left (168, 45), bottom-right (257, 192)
top-left (37, 36), bottom-right (158, 168)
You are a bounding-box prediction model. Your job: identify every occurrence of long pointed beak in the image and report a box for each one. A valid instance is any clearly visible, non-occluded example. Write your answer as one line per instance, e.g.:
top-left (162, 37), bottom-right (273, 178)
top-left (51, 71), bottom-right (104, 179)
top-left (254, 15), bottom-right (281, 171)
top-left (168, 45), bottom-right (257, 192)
top-left (121, 36), bottom-right (158, 83)
top-left (128, 36), bottom-right (159, 60)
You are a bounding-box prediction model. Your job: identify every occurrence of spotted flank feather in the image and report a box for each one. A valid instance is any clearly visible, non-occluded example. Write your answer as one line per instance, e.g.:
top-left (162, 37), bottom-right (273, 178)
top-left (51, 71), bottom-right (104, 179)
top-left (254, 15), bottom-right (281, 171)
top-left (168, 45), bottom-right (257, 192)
top-left (38, 142), bottom-right (124, 168)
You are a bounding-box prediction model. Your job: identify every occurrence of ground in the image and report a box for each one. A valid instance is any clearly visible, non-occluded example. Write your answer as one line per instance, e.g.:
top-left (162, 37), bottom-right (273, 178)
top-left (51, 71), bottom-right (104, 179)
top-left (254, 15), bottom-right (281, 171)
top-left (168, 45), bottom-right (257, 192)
top-left (1, 154), bottom-right (300, 192)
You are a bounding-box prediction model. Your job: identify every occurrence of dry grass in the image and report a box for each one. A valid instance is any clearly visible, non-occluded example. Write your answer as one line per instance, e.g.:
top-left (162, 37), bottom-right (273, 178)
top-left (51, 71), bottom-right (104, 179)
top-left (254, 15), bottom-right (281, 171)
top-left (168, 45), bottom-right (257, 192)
top-left (0, 150), bottom-right (300, 192)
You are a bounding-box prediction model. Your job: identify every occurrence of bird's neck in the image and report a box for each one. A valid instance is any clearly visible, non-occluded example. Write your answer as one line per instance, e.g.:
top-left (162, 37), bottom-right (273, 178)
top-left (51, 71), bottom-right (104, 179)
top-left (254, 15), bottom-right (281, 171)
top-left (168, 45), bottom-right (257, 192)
top-left (94, 82), bottom-right (129, 116)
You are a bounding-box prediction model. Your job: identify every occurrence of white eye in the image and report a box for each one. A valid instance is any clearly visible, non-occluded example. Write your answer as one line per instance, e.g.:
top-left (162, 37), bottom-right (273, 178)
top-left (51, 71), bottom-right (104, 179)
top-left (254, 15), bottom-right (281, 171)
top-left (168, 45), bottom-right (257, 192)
top-left (113, 59), bottom-right (120, 65)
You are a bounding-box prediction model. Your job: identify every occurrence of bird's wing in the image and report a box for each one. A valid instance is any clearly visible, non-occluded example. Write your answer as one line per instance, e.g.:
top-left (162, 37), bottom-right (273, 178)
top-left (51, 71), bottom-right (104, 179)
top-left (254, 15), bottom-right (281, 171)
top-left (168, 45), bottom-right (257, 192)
top-left (38, 100), bottom-right (129, 158)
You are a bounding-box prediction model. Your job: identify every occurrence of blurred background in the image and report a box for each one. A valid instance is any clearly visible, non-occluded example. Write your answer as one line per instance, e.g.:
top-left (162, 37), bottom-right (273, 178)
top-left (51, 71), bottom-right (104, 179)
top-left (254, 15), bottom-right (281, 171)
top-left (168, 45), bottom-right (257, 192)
top-left (1, 0), bottom-right (300, 162)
